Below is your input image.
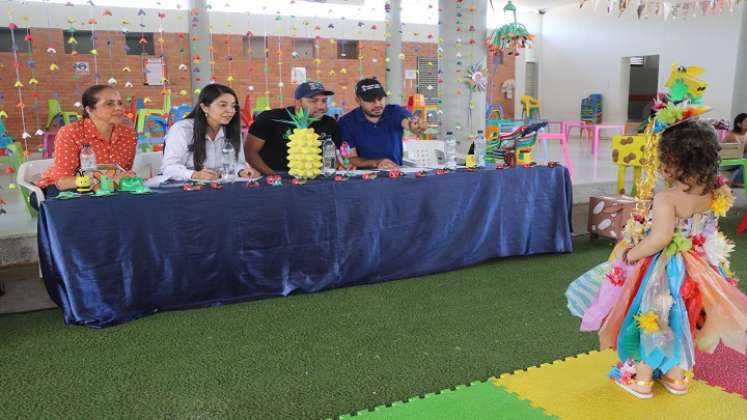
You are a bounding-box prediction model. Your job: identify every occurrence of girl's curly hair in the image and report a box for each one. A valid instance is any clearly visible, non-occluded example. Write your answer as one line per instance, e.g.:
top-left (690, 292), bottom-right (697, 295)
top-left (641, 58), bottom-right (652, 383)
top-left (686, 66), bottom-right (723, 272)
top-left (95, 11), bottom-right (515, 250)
top-left (658, 119), bottom-right (720, 194)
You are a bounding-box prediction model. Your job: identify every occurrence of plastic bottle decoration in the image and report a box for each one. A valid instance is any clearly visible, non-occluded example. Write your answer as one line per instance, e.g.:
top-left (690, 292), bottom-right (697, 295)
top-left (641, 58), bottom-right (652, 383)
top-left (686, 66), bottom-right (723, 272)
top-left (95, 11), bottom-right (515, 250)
top-left (75, 171), bottom-right (93, 193)
top-left (487, 1), bottom-right (534, 56)
top-left (277, 108), bottom-right (322, 180)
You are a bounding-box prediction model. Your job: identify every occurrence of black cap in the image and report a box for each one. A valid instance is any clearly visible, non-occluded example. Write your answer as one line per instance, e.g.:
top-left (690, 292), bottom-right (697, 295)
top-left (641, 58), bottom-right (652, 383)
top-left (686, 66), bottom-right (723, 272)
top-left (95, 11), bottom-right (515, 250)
top-left (294, 81), bottom-right (334, 100)
top-left (355, 78), bottom-right (387, 101)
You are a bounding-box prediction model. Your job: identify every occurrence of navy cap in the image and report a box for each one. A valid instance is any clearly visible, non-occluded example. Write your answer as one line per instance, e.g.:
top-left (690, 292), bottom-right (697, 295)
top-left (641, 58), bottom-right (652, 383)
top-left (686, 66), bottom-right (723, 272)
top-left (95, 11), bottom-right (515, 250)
top-left (294, 81), bottom-right (334, 100)
top-left (355, 78), bottom-right (387, 101)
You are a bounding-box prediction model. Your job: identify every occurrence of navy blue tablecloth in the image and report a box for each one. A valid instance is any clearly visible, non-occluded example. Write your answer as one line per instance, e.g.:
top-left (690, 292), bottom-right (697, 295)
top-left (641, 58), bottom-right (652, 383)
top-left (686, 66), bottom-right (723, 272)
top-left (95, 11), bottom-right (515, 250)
top-left (38, 167), bottom-right (573, 327)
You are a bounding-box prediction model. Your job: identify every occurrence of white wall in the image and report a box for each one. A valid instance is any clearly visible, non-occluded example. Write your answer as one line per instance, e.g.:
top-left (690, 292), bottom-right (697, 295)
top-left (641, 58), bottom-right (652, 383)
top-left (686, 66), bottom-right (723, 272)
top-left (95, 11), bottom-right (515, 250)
top-left (732, 9), bottom-right (747, 119)
top-left (537, 4), bottom-right (746, 123)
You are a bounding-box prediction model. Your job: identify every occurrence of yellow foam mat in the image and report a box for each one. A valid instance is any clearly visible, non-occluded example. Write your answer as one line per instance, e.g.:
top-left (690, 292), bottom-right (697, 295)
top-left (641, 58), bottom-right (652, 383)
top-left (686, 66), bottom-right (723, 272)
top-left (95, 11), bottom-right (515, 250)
top-left (491, 349), bottom-right (747, 420)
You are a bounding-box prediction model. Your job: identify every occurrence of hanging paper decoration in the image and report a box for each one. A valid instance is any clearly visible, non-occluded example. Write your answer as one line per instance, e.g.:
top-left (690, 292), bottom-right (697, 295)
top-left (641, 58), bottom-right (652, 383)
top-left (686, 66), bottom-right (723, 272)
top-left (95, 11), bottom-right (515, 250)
top-left (7, 20), bottom-right (31, 151)
top-left (579, 0), bottom-right (742, 19)
top-left (487, 1), bottom-right (534, 56)
top-left (119, 18), bottom-right (133, 89)
top-left (277, 36), bottom-right (285, 105)
top-left (87, 2), bottom-right (100, 84)
top-left (225, 33), bottom-right (234, 86)
top-left (157, 11), bottom-right (169, 90)
top-left (100, 8), bottom-right (117, 86)
top-left (23, 26), bottom-right (42, 135)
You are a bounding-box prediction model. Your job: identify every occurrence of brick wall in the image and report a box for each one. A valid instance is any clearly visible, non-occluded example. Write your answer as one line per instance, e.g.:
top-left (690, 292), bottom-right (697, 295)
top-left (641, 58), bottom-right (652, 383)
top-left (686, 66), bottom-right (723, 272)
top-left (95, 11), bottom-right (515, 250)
top-left (1, 28), bottom-right (515, 146)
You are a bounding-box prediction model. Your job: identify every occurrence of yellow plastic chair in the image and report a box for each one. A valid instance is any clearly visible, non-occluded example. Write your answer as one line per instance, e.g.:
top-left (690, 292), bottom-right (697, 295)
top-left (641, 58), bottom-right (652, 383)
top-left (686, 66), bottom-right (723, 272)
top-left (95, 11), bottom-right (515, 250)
top-left (136, 91), bottom-right (172, 134)
top-left (46, 99), bottom-right (81, 128)
top-left (521, 95), bottom-right (540, 120)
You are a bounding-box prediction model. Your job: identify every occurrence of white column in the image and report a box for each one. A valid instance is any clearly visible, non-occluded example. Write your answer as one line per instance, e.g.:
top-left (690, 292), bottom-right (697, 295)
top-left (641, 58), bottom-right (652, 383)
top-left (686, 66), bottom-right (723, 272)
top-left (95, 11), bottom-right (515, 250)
top-left (189, 0), bottom-right (212, 100)
top-left (385, 0), bottom-right (404, 105)
top-left (731, 7), bottom-right (747, 118)
top-left (439, 0), bottom-right (487, 153)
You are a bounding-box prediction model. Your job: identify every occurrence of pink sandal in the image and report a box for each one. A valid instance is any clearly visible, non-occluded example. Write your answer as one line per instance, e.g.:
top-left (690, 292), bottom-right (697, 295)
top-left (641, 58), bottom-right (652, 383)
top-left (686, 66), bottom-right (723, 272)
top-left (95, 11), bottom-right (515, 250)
top-left (659, 375), bottom-right (689, 395)
top-left (615, 378), bottom-right (654, 399)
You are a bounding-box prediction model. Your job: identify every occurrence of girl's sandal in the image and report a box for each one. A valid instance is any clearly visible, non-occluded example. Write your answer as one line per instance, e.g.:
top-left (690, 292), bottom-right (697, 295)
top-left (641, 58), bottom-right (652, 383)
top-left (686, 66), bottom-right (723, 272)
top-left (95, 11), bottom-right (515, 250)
top-left (659, 375), bottom-right (689, 395)
top-left (615, 378), bottom-right (654, 399)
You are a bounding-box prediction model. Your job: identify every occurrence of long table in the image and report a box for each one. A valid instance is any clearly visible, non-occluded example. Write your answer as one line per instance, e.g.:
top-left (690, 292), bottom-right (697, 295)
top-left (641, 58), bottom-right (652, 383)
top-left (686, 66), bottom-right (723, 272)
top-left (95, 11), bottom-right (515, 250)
top-left (39, 167), bottom-right (574, 327)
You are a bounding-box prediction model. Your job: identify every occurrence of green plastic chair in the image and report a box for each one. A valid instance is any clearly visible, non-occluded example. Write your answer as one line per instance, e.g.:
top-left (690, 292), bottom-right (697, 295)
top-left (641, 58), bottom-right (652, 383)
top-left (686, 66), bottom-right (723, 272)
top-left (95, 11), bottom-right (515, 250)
top-left (46, 99), bottom-right (81, 128)
top-left (252, 96), bottom-right (271, 116)
top-left (136, 91), bottom-right (172, 134)
top-left (0, 142), bottom-right (36, 216)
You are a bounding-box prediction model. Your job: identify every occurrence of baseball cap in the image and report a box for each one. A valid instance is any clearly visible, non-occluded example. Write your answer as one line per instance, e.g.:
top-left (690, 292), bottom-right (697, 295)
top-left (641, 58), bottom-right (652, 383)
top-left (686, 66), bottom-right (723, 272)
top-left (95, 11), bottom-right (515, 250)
top-left (355, 78), bottom-right (387, 101)
top-left (294, 81), bottom-right (334, 100)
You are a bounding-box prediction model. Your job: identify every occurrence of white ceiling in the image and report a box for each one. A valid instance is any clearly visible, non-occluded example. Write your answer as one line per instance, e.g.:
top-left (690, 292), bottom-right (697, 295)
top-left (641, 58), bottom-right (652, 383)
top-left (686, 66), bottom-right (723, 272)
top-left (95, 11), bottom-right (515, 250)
top-left (509, 0), bottom-right (578, 11)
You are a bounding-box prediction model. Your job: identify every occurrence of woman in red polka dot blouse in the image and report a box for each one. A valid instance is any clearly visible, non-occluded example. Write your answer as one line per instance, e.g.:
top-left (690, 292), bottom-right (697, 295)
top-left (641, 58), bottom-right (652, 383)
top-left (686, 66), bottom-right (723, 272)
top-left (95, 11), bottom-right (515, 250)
top-left (34, 85), bottom-right (137, 204)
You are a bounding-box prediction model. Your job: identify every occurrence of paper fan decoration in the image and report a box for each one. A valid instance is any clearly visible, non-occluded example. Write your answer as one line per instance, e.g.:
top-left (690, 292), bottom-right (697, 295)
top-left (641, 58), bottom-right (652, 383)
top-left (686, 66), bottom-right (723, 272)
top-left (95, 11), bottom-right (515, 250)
top-left (464, 63), bottom-right (487, 92)
top-left (487, 1), bottom-right (534, 56)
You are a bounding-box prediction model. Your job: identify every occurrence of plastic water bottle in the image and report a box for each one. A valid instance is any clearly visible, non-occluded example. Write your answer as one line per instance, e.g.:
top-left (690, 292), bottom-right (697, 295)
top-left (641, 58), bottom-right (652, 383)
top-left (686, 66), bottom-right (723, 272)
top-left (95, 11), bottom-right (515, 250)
top-left (322, 137), bottom-right (336, 177)
top-left (80, 143), bottom-right (96, 173)
top-left (444, 131), bottom-right (457, 170)
top-left (221, 140), bottom-right (237, 182)
top-left (474, 130), bottom-right (486, 168)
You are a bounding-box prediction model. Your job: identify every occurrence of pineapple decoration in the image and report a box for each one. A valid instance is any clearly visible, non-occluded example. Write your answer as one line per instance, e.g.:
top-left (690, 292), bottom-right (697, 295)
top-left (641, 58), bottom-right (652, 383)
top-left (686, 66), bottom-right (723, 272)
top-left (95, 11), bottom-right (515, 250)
top-left (279, 108), bottom-right (323, 179)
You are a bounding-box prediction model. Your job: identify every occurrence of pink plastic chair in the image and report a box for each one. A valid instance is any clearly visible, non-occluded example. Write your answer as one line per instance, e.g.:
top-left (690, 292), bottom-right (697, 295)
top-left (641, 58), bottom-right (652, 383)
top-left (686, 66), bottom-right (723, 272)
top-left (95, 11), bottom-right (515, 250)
top-left (538, 124), bottom-right (574, 177)
top-left (42, 131), bottom-right (56, 158)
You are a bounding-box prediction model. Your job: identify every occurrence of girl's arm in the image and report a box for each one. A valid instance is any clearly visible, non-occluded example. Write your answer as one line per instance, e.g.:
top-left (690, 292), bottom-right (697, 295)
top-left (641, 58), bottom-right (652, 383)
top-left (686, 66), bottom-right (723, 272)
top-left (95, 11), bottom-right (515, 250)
top-left (625, 193), bottom-right (676, 263)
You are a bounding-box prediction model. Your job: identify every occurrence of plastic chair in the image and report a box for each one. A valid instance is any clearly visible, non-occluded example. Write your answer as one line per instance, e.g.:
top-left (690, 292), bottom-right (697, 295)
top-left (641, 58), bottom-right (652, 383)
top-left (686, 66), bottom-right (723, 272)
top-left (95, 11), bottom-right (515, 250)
top-left (16, 158), bottom-right (53, 217)
top-left (133, 151), bottom-right (163, 179)
top-left (46, 99), bottom-right (81, 129)
top-left (252, 96), bottom-right (271, 116)
top-left (326, 96), bottom-right (344, 120)
top-left (520, 95), bottom-right (540, 121)
top-left (537, 124), bottom-right (574, 177)
top-left (42, 131), bottom-right (56, 158)
top-left (171, 104), bottom-right (192, 123)
top-left (136, 91), bottom-right (171, 134)
top-left (403, 140), bottom-right (445, 168)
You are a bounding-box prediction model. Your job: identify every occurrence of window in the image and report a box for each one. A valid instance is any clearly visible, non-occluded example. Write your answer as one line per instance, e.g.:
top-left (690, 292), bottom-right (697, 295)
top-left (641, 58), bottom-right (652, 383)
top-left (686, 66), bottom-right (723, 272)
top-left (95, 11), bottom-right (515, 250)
top-left (630, 56), bottom-right (645, 67)
top-left (125, 33), bottom-right (155, 56)
top-left (417, 56), bottom-right (439, 105)
top-left (336, 40), bottom-right (359, 59)
top-left (63, 30), bottom-right (94, 54)
top-left (243, 36), bottom-right (267, 59)
top-left (292, 38), bottom-right (315, 59)
top-left (0, 28), bottom-right (32, 53)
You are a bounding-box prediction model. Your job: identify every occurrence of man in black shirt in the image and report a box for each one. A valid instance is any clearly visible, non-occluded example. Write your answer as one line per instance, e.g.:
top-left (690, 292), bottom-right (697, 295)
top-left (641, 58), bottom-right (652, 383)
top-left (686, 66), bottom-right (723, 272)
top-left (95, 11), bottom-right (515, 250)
top-left (245, 81), bottom-right (343, 175)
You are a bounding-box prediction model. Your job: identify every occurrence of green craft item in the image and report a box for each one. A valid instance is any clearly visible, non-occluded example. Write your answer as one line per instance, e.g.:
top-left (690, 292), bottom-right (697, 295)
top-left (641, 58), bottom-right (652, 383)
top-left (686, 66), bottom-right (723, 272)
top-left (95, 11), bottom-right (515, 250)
top-left (119, 177), bottom-right (151, 194)
top-left (94, 175), bottom-right (116, 197)
top-left (54, 191), bottom-right (81, 200)
top-left (669, 79), bottom-right (689, 103)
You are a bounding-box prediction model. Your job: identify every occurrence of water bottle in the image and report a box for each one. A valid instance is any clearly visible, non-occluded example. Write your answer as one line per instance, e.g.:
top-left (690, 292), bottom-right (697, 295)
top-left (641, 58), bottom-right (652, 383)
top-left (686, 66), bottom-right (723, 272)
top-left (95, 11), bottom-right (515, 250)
top-left (221, 140), bottom-right (237, 182)
top-left (322, 137), bottom-right (336, 177)
top-left (474, 130), bottom-right (486, 168)
top-left (80, 143), bottom-right (96, 174)
top-left (444, 131), bottom-right (457, 170)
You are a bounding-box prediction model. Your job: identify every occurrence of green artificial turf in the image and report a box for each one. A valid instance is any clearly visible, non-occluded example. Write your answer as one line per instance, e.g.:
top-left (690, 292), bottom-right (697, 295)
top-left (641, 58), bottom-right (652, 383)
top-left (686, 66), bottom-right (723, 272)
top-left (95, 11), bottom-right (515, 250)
top-left (2, 214), bottom-right (746, 420)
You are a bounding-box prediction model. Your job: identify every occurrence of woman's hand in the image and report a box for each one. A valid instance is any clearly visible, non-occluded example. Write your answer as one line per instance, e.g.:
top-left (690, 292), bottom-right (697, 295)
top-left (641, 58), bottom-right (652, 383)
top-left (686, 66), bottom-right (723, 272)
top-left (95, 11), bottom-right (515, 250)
top-left (191, 168), bottom-right (219, 181)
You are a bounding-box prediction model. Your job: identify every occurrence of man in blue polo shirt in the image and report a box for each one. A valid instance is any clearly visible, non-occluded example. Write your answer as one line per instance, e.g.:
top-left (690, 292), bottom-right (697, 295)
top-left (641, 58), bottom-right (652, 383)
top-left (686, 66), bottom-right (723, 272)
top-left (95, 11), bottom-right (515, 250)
top-left (339, 78), bottom-right (425, 169)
